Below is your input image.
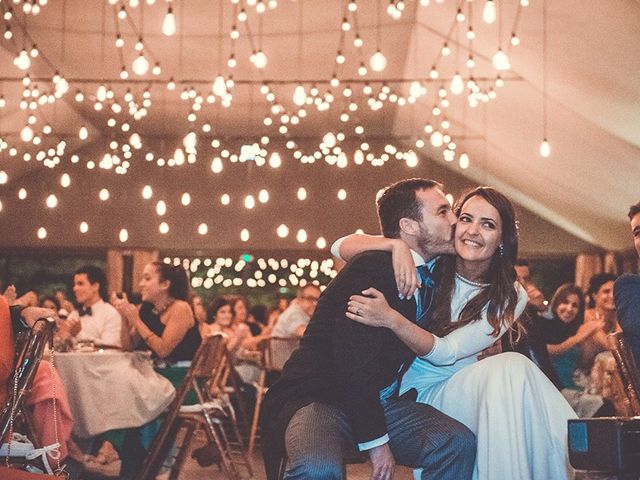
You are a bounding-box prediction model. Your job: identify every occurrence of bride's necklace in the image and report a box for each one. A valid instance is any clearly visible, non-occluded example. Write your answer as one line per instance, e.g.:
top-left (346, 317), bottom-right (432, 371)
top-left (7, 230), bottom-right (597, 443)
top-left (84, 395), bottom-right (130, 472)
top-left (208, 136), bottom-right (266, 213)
top-left (455, 272), bottom-right (490, 287)
top-left (152, 297), bottom-right (175, 315)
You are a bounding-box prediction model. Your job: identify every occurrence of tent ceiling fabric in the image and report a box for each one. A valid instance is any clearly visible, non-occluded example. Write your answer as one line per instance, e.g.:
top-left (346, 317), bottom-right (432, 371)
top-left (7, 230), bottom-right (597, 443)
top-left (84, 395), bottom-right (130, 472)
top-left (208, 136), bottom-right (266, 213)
top-left (0, 0), bottom-right (637, 254)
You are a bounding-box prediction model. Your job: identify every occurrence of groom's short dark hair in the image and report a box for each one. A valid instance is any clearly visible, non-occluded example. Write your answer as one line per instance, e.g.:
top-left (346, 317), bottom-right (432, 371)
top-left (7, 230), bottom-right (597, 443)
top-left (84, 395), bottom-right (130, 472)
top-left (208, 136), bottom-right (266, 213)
top-left (377, 178), bottom-right (441, 238)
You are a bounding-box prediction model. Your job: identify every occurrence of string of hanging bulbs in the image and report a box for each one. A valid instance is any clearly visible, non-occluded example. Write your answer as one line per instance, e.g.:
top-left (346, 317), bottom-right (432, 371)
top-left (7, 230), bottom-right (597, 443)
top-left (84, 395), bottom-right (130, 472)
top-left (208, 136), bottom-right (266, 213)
top-left (0, 0), bottom-right (547, 193)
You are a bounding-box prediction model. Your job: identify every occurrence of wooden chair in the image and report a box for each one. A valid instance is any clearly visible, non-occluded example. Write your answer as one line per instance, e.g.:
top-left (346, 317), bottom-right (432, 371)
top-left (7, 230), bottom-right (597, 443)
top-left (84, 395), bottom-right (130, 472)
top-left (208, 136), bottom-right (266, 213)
top-left (248, 337), bottom-right (300, 455)
top-left (607, 331), bottom-right (640, 416)
top-left (136, 333), bottom-right (253, 480)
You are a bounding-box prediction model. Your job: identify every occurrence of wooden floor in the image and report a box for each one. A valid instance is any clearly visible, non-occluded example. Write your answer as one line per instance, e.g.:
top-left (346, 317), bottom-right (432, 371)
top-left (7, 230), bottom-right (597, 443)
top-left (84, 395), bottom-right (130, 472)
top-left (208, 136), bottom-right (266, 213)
top-left (73, 430), bottom-right (613, 479)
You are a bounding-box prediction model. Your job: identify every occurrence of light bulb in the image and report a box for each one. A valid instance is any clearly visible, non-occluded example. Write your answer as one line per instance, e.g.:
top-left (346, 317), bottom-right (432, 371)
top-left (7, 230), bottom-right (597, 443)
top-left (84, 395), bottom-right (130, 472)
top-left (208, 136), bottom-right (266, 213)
top-left (297, 187), bottom-right (307, 201)
top-left (119, 229), bottom-right (128, 243)
top-left (80, 222), bottom-right (89, 233)
top-left (293, 85), bottom-right (306, 106)
top-left (162, 7), bottom-right (176, 36)
top-left (296, 229), bottom-right (307, 243)
top-left (55, 78), bottom-right (69, 96)
top-left (46, 194), bottom-right (58, 208)
top-left (212, 76), bottom-right (227, 96)
top-left (60, 173), bottom-right (71, 187)
top-left (198, 223), bottom-right (208, 235)
top-left (142, 185), bottom-right (153, 199)
top-left (322, 132), bottom-right (337, 148)
top-left (449, 73), bottom-right (465, 95)
top-left (406, 151), bottom-right (418, 167)
top-left (277, 224), bottom-right (289, 238)
top-left (459, 153), bottom-right (470, 169)
top-left (79, 126), bottom-right (88, 140)
top-left (253, 50), bottom-right (267, 69)
top-left (211, 157), bottom-right (223, 173)
top-left (483, 0), bottom-right (496, 24)
top-left (369, 50), bottom-right (387, 72)
top-left (14, 50), bottom-right (31, 70)
top-left (20, 125), bottom-right (34, 142)
top-left (240, 229), bottom-right (250, 242)
top-left (183, 132), bottom-right (197, 151)
top-left (132, 53), bottom-right (149, 75)
top-left (409, 81), bottom-right (423, 98)
top-left (540, 139), bottom-right (551, 157)
top-left (492, 49), bottom-right (511, 71)
top-left (258, 189), bottom-right (269, 203)
top-left (37, 227), bottom-right (47, 239)
top-left (430, 131), bottom-right (444, 147)
top-left (269, 152), bottom-right (281, 168)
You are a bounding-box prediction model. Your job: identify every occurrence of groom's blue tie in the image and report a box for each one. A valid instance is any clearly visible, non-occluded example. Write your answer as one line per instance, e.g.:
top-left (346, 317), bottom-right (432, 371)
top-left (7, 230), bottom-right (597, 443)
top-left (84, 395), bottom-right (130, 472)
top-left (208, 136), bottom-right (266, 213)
top-left (416, 263), bottom-right (436, 326)
top-left (380, 263), bottom-right (437, 402)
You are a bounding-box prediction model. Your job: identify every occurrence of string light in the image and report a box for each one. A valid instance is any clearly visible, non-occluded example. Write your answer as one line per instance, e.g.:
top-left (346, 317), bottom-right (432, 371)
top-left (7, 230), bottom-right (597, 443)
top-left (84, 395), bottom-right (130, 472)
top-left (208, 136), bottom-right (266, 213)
top-left (162, 5), bottom-right (177, 36)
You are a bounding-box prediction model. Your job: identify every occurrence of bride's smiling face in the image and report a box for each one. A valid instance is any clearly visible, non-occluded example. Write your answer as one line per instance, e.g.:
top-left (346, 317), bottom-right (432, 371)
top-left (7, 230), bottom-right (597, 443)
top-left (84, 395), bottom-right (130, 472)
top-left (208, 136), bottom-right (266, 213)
top-left (454, 195), bottom-right (503, 265)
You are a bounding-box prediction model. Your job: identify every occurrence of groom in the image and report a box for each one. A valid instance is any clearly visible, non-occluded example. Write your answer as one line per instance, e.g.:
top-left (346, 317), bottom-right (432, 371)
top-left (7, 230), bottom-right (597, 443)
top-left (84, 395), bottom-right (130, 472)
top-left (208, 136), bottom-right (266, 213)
top-left (262, 178), bottom-right (476, 479)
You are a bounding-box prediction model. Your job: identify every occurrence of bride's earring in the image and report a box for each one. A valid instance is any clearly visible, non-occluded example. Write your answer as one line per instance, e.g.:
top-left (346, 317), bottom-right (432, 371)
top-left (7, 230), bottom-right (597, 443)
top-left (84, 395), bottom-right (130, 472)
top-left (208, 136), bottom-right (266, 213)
top-left (498, 244), bottom-right (504, 257)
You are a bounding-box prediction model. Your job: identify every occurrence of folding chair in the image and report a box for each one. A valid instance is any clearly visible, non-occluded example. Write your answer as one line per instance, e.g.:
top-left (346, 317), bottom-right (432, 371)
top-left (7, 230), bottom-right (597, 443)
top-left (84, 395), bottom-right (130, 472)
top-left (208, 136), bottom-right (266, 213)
top-left (248, 337), bottom-right (300, 455)
top-left (136, 333), bottom-right (253, 480)
top-left (607, 331), bottom-right (640, 416)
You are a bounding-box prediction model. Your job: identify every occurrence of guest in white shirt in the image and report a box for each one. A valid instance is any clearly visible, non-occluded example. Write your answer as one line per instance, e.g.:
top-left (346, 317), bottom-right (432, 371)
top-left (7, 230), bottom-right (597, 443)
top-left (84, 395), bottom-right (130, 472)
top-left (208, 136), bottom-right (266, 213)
top-left (271, 285), bottom-right (321, 338)
top-left (66, 265), bottom-right (123, 348)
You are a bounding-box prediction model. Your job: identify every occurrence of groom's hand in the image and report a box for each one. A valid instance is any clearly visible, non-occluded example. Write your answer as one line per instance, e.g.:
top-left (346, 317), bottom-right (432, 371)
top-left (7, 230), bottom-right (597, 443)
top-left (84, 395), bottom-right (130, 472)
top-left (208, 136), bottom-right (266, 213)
top-left (369, 443), bottom-right (395, 480)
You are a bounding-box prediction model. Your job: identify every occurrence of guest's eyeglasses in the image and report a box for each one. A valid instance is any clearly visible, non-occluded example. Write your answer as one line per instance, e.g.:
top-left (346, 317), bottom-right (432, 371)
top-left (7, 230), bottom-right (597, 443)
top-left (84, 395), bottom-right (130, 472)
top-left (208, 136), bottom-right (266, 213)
top-left (301, 295), bottom-right (320, 302)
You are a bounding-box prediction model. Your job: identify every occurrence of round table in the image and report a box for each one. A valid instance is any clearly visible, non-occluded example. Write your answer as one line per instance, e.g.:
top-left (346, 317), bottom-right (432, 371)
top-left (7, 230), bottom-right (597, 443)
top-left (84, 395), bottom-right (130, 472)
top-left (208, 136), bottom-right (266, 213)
top-left (54, 350), bottom-right (175, 438)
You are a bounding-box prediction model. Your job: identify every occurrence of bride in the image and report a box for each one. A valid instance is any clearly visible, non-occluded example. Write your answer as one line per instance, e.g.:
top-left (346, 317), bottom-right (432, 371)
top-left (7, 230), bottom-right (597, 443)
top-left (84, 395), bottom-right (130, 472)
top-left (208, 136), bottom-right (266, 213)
top-left (333, 186), bottom-right (576, 480)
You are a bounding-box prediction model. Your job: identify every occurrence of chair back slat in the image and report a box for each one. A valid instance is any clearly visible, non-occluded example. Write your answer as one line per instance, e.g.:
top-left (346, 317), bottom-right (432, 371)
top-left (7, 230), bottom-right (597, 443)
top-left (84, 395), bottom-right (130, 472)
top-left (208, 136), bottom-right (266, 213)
top-left (0, 318), bottom-right (55, 440)
top-left (136, 333), bottom-right (226, 480)
top-left (607, 332), bottom-right (640, 416)
top-left (265, 337), bottom-right (300, 372)
top-left (191, 333), bottom-right (227, 379)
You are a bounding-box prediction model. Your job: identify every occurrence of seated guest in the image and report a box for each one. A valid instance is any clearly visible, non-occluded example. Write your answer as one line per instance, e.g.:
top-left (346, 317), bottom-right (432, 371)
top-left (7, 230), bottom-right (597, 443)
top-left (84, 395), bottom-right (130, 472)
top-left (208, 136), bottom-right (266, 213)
top-left (515, 259), bottom-right (547, 314)
top-left (0, 295), bottom-right (74, 468)
top-left (201, 297), bottom-right (259, 385)
top-left (110, 262), bottom-right (201, 479)
top-left (270, 284), bottom-right (320, 338)
top-left (66, 266), bottom-right (123, 348)
top-left (190, 294), bottom-right (206, 325)
top-left (201, 296), bottom-right (250, 354)
top-left (534, 283), bottom-right (605, 417)
top-left (248, 304), bottom-right (269, 336)
top-left (230, 295), bottom-right (252, 329)
top-left (579, 273), bottom-right (620, 372)
top-left (615, 200), bottom-right (640, 364)
top-left (113, 261), bottom-right (201, 373)
top-left (39, 295), bottom-right (60, 314)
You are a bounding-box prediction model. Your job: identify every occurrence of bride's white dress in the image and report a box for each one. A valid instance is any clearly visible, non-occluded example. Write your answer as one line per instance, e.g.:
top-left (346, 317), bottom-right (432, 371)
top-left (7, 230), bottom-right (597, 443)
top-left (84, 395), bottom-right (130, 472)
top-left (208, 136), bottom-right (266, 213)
top-left (401, 275), bottom-right (577, 480)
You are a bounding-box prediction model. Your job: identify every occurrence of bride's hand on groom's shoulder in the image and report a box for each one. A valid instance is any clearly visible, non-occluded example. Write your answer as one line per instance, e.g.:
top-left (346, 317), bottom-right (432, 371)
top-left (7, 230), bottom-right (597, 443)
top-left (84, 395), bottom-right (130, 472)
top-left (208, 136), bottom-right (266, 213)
top-left (391, 240), bottom-right (419, 299)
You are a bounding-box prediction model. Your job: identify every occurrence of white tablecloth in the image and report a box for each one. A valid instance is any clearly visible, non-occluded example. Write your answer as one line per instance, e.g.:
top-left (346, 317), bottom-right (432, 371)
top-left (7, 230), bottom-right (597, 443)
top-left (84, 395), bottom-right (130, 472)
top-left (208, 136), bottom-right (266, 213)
top-left (55, 350), bottom-right (175, 438)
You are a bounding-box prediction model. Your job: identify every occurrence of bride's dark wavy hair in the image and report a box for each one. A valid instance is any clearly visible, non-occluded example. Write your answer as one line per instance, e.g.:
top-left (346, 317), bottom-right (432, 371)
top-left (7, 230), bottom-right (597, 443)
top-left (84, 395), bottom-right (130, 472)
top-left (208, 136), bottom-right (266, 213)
top-left (428, 187), bottom-right (525, 341)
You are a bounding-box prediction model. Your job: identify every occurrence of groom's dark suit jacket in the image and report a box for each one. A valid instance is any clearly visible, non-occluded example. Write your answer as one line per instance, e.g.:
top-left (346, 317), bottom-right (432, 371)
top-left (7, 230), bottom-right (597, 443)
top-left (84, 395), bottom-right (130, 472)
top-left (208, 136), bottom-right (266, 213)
top-left (262, 250), bottom-right (419, 478)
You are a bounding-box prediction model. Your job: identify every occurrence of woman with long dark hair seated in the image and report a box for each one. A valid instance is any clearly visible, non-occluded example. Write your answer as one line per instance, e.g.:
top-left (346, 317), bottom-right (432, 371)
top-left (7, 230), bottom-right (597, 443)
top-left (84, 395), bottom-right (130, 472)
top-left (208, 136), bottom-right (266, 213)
top-left (109, 261), bottom-right (201, 479)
